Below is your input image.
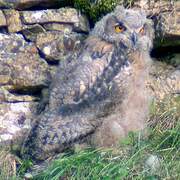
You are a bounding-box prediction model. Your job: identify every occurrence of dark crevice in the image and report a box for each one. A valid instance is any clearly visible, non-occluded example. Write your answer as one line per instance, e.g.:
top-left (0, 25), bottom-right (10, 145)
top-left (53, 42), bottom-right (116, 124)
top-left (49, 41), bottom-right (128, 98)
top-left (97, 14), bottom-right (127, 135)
top-left (151, 46), bottom-right (180, 67)
top-left (36, 47), bottom-right (46, 59)
top-left (16, 32), bottom-right (32, 42)
top-left (9, 85), bottom-right (45, 96)
top-left (36, 48), bottom-right (60, 65)
top-left (46, 60), bottom-right (60, 66)
top-left (0, 27), bottom-right (9, 34)
top-left (16, 1), bottom-right (74, 11)
top-left (151, 46), bottom-right (180, 58)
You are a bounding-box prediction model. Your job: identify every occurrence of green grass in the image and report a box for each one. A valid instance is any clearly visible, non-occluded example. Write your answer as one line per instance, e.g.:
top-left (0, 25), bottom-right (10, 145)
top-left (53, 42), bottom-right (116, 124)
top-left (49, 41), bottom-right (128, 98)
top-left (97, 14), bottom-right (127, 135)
top-left (31, 126), bottom-right (179, 180)
top-left (0, 95), bottom-right (179, 180)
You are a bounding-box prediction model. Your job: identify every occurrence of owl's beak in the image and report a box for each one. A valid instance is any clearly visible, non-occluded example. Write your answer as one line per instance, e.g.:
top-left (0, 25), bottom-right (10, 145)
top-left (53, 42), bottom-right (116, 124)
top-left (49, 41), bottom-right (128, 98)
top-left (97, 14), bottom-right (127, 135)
top-left (131, 32), bottom-right (138, 46)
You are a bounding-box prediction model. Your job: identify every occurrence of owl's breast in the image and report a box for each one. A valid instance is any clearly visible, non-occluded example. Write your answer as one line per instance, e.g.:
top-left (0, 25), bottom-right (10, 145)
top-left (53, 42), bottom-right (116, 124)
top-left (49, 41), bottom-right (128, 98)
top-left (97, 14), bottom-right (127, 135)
top-left (111, 60), bottom-right (133, 95)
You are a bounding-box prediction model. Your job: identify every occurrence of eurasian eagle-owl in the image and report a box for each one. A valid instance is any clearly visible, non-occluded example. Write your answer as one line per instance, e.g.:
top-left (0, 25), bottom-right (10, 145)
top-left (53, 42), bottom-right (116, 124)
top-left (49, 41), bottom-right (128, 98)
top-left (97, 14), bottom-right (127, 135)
top-left (22, 6), bottom-right (154, 161)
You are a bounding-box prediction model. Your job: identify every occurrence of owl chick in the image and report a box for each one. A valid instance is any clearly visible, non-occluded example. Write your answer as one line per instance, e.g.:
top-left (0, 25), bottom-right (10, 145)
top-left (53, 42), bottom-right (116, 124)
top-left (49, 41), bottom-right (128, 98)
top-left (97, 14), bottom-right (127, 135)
top-left (21, 6), bottom-right (154, 161)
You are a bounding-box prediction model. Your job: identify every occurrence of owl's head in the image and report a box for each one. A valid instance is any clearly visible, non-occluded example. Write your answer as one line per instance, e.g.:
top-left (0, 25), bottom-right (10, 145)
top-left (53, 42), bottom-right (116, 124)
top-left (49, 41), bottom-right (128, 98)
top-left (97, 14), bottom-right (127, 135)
top-left (91, 6), bottom-right (154, 52)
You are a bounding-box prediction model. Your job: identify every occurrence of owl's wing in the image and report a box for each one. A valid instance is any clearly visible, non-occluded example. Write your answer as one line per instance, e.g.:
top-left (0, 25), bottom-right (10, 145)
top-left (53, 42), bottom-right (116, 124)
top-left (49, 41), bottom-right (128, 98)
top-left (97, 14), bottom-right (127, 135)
top-left (48, 36), bottom-right (113, 112)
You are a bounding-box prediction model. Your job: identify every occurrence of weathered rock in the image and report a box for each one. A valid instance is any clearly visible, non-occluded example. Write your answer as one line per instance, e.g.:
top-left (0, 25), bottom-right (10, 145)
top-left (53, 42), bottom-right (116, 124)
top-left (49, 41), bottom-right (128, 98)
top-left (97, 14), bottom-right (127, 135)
top-left (36, 31), bottom-right (85, 62)
top-left (0, 87), bottom-right (38, 103)
top-left (134, 0), bottom-right (174, 14)
top-left (24, 173), bottom-right (33, 180)
top-left (145, 154), bottom-right (161, 173)
top-left (134, 0), bottom-right (180, 46)
top-left (170, 53), bottom-right (180, 67)
top-left (0, 102), bottom-right (37, 150)
top-left (21, 8), bottom-right (90, 33)
top-left (43, 23), bottom-right (73, 33)
top-left (149, 61), bottom-right (180, 99)
top-left (3, 9), bottom-right (22, 33)
top-left (0, 0), bottom-right (61, 9)
top-left (0, 62), bottom-right (11, 85)
top-left (0, 10), bottom-right (6, 27)
top-left (0, 33), bottom-right (50, 91)
top-left (21, 24), bottom-right (46, 42)
top-left (0, 7), bottom-right (89, 38)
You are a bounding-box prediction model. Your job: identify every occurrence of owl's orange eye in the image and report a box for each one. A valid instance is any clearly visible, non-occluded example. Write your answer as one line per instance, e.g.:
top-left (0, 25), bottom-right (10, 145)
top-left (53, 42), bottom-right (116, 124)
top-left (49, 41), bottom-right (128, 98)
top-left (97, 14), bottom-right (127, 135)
top-left (115, 25), bottom-right (125, 33)
top-left (139, 27), bottom-right (144, 34)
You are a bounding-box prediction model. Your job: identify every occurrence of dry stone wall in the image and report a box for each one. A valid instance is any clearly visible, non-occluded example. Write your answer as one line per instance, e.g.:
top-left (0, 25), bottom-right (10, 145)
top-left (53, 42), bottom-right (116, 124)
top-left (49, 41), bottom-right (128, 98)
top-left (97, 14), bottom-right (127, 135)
top-left (0, 4), bottom-right (89, 148)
